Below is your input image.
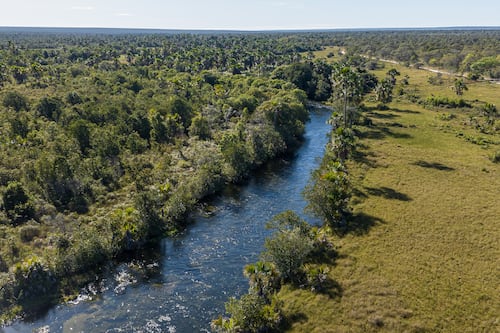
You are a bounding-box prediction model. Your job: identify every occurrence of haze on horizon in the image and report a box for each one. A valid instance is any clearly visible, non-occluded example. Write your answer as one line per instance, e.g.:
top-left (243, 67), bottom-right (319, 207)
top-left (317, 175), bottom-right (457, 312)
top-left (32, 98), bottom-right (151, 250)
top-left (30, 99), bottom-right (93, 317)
top-left (1, 0), bottom-right (499, 31)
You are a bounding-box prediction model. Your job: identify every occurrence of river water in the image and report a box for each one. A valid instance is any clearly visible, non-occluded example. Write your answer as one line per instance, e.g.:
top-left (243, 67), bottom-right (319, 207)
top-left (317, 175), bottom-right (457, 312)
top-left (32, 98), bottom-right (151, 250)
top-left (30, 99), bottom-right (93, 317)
top-left (3, 108), bottom-right (331, 333)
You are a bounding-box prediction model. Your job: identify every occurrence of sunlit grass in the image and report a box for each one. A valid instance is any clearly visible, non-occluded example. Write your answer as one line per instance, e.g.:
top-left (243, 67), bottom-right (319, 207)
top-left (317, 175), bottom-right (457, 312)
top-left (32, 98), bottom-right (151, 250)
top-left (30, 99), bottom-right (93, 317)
top-left (279, 65), bottom-right (499, 332)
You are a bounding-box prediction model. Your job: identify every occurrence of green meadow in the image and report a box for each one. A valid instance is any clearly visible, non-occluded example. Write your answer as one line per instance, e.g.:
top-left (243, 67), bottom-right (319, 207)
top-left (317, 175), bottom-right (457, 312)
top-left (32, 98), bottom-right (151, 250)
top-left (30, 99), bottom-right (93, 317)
top-left (280, 62), bottom-right (499, 332)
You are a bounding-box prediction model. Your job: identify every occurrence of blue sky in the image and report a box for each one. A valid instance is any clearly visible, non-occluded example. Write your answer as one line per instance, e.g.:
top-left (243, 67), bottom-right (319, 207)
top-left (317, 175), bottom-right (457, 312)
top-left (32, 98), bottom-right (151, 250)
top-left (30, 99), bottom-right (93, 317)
top-left (1, 0), bottom-right (499, 30)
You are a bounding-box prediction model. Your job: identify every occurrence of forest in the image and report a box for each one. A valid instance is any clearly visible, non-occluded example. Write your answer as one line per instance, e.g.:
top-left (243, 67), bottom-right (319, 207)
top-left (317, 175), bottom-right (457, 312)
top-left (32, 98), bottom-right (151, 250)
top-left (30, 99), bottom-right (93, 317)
top-left (0, 28), bottom-right (499, 331)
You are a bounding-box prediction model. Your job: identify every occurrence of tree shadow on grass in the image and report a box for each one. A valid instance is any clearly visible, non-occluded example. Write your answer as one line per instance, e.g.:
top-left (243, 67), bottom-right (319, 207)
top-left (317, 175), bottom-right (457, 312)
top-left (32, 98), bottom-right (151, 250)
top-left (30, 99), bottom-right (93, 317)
top-left (390, 107), bottom-right (421, 114)
top-left (351, 149), bottom-right (378, 168)
top-left (281, 312), bottom-right (309, 331)
top-left (364, 186), bottom-right (412, 201)
top-left (413, 160), bottom-right (455, 171)
top-left (380, 127), bottom-right (413, 139)
top-left (339, 212), bottom-right (385, 236)
top-left (368, 111), bottom-right (400, 119)
top-left (357, 126), bottom-right (412, 140)
top-left (315, 277), bottom-right (343, 299)
top-left (357, 128), bottom-right (386, 140)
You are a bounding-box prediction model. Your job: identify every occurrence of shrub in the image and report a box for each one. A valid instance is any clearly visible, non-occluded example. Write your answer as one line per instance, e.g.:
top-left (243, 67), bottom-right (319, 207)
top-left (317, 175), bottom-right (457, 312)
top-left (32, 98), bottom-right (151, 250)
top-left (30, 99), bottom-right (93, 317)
top-left (304, 159), bottom-right (351, 230)
top-left (490, 150), bottom-right (500, 163)
top-left (425, 96), bottom-right (471, 108)
top-left (212, 294), bottom-right (283, 333)
top-left (263, 227), bottom-right (314, 282)
top-left (304, 264), bottom-right (330, 292)
top-left (2, 91), bottom-right (29, 111)
top-left (19, 224), bottom-right (41, 242)
top-left (12, 257), bottom-right (57, 310)
top-left (2, 182), bottom-right (34, 225)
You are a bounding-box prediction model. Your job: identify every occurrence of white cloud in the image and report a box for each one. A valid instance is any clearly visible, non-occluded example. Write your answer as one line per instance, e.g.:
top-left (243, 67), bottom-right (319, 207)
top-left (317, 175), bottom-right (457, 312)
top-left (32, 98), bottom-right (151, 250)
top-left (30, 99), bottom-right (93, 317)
top-left (115, 13), bottom-right (133, 17)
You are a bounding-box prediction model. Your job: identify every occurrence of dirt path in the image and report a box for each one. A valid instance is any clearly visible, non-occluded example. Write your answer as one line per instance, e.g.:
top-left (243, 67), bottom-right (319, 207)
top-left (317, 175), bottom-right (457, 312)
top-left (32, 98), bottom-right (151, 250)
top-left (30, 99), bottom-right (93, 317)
top-left (368, 55), bottom-right (500, 84)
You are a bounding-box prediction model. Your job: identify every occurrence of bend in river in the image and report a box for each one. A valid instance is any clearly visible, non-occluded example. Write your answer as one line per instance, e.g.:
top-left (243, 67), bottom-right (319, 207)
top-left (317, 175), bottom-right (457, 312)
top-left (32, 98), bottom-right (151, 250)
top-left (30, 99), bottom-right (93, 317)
top-left (3, 108), bottom-right (331, 333)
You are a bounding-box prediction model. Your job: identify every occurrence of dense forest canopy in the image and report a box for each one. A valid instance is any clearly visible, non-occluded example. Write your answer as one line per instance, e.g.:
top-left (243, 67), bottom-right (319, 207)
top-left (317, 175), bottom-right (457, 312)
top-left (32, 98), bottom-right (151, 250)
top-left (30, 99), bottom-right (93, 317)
top-left (0, 28), bottom-right (498, 321)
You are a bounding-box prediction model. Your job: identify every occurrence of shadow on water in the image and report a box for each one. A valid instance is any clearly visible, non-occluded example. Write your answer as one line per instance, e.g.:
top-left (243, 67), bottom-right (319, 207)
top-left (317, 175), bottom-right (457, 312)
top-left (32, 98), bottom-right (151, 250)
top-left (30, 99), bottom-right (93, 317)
top-left (413, 160), bottom-right (455, 171)
top-left (364, 186), bottom-right (412, 201)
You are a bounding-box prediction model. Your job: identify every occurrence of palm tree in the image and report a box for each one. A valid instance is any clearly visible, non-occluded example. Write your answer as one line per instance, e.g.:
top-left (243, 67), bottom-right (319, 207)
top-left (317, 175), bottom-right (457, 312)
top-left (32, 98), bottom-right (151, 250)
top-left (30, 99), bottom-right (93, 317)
top-left (330, 63), bottom-right (363, 128)
top-left (453, 78), bottom-right (468, 96)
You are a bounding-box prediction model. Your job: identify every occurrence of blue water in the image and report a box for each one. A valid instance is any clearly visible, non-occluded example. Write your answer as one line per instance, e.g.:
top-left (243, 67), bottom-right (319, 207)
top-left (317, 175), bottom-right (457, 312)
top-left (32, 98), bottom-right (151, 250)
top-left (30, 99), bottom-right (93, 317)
top-left (2, 108), bottom-right (331, 333)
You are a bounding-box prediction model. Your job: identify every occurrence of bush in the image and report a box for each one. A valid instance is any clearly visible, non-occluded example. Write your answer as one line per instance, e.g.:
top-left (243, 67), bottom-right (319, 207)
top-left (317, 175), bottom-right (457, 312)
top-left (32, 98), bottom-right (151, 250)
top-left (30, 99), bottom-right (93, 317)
top-left (212, 294), bottom-right (282, 333)
top-left (19, 224), bottom-right (41, 242)
top-left (2, 91), bottom-right (29, 111)
top-left (2, 182), bottom-right (34, 225)
top-left (304, 159), bottom-right (351, 230)
top-left (263, 226), bottom-right (314, 281)
top-left (425, 96), bottom-right (471, 108)
top-left (490, 150), bottom-right (500, 163)
top-left (12, 257), bottom-right (57, 310)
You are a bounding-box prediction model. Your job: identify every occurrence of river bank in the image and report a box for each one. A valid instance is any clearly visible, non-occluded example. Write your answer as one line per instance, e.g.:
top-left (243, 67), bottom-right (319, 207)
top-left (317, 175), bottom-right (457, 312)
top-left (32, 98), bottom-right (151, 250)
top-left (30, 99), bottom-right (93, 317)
top-left (3, 108), bottom-right (332, 332)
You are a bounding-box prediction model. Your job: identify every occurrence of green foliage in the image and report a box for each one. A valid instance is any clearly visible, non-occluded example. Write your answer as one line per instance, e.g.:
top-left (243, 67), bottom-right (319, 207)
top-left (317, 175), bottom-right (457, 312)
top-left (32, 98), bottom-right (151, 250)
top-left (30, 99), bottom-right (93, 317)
top-left (263, 225), bottom-right (314, 282)
top-left (34, 156), bottom-right (89, 212)
top-left (37, 97), bottom-right (64, 121)
top-left (134, 190), bottom-right (164, 238)
top-left (66, 91), bottom-right (83, 105)
top-left (220, 130), bottom-right (252, 181)
top-left (166, 96), bottom-right (193, 129)
top-left (189, 114), bottom-right (211, 140)
top-left (375, 78), bottom-right (394, 104)
top-left (425, 96), bottom-right (471, 108)
top-left (304, 155), bottom-right (351, 230)
top-left (111, 207), bottom-right (147, 252)
top-left (330, 63), bottom-right (366, 127)
top-left (2, 182), bottom-right (34, 225)
top-left (12, 257), bottom-right (57, 311)
top-left (244, 261), bottom-right (281, 298)
top-left (452, 79), bottom-right (468, 96)
top-left (55, 230), bottom-right (109, 275)
top-left (304, 264), bottom-right (330, 292)
top-left (258, 93), bottom-right (308, 148)
top-left (490, 150), bottom-right (500, 163)
top-left (213, 294), bottom-right (282, 333)
top-left (3, 91), bottom-right (29, 111)
top-left (68, 119), bottom-right (91, 154)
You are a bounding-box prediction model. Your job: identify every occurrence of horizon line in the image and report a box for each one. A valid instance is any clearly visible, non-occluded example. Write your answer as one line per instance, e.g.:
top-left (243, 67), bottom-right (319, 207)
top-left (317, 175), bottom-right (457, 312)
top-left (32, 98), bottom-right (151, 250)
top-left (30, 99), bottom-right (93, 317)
top-left (1, 25), bottom-right (500, 33)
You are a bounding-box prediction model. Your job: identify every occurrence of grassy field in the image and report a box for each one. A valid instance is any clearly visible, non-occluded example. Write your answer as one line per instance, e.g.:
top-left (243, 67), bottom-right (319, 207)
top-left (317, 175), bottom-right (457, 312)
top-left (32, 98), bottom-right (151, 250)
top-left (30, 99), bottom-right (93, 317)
top-left (279, 63), bottom-right (499, 332)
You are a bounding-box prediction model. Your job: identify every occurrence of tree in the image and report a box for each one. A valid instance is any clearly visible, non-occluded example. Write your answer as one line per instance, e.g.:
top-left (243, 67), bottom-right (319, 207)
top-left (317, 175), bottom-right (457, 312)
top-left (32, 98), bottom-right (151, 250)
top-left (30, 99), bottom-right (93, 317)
top-left (3, 91), bottom-right (29, 112)
top-left (212, 294), bottom-right (282, 333)
top-left (452, 78), bottom-right (468, 96)
top-left (375, 78), bottom-right (395, 104)
top-left (37, 97), bottom-right (64, 121)
top-left (189, 113), bottom-right (211, 140)
top-left (330, 63), bottom-right (363, 128)
top-left (2, 182), bottom-right (34, 224)
top-left (262, 212), bottom-right (314, 281)
top-left (243, 261), bottom-right (280, 298)
top-left (304, 159), bottom-right (351, 230)
top-left (69, 120), bottom-right (91, 154)
top-left (166, 96), bottom-right (193, 129)
top-left (386, 68), bottom-right (400, 85)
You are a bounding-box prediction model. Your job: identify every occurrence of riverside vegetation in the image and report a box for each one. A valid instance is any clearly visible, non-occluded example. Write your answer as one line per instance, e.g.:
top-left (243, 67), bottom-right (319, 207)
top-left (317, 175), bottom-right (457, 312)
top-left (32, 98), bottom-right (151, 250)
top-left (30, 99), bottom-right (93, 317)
top-left (0, 29), bottom-right (499, 330)
top-left (213, 34), bottom-right (499, 332)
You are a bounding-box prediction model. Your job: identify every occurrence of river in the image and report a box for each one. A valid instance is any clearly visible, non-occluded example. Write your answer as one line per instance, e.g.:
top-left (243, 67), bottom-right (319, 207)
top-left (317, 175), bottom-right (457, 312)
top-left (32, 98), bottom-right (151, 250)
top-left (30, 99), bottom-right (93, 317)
top-left (2, 108), bottom-right (331, 333)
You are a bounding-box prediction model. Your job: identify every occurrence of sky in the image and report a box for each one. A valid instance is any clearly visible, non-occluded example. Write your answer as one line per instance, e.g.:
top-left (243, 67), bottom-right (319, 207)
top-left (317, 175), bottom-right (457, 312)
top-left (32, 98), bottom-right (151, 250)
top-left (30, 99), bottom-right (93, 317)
top-left (0, 0), bottom-right (499, 30)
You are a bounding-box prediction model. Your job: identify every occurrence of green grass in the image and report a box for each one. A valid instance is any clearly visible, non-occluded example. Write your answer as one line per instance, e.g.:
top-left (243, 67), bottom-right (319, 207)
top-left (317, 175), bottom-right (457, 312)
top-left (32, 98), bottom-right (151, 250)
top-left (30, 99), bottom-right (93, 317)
top-left (279, 65), bottom-right (499, 332)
